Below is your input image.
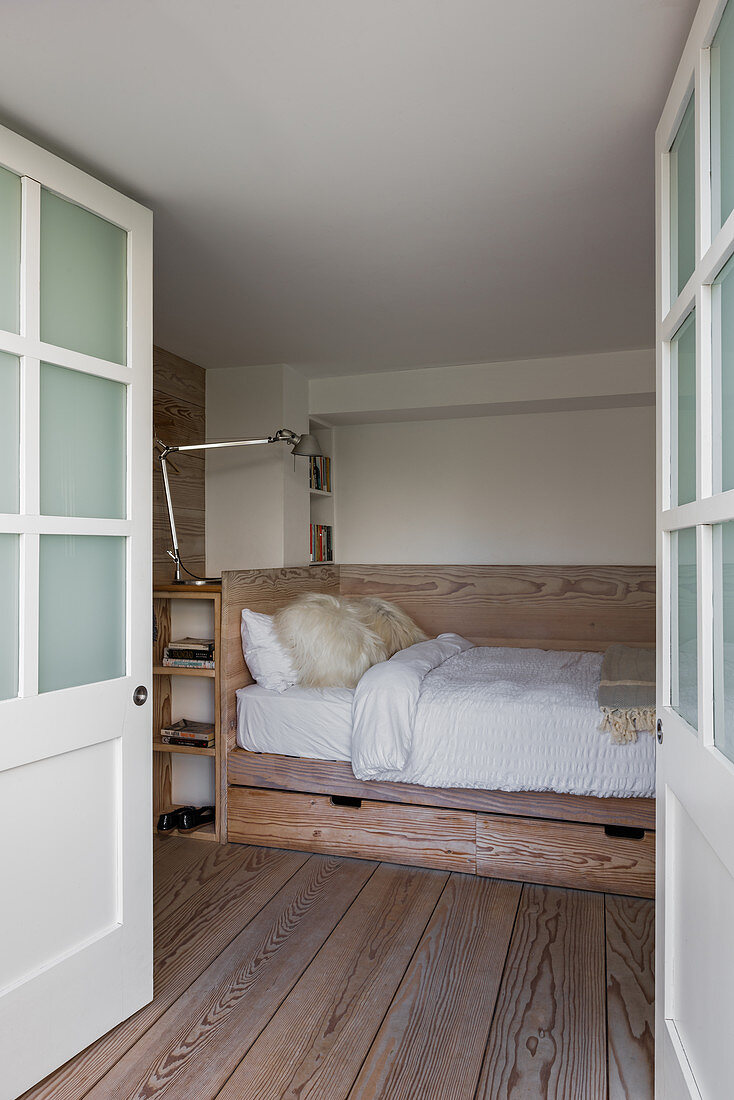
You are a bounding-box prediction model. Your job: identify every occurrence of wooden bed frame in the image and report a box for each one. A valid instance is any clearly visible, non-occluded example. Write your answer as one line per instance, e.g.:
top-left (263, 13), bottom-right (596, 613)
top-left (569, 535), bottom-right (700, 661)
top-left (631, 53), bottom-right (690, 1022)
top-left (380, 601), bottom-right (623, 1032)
top-left (219, 564), bottom-right (657, 897)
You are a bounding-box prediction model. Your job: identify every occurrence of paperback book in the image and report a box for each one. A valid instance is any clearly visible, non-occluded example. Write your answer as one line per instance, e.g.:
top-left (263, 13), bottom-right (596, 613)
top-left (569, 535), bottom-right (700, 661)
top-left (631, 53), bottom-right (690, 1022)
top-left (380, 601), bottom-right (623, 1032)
top-left (167, 637), bottom-right (214, 651)
top-left (309, 523), bottom-right (333, 563)
top-left (165, 637), bottom-right (215, 662)
top-left (160, 734), bottom-right (215, 748)
top-left (162, 657), bottom-right (216, 669)
top-left (309, 455), bottom-right (331, 492)
top-left (160, 719), bottom-right (214, 740)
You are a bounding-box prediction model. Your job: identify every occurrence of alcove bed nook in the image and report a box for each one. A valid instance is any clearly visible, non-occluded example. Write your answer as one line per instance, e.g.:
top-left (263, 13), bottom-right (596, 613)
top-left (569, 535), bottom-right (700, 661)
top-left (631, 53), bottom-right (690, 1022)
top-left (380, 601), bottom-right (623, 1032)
top-left (219, 564), bottom-right (656, 898)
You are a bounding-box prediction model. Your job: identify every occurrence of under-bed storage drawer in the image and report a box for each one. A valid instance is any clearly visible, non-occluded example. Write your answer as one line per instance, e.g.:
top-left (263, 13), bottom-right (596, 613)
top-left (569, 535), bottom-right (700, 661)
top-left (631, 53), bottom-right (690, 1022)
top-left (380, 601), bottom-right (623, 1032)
top-left (476, 813), bottom-right (655, 898)
top-left (228, 786), bottom-right (476, 873)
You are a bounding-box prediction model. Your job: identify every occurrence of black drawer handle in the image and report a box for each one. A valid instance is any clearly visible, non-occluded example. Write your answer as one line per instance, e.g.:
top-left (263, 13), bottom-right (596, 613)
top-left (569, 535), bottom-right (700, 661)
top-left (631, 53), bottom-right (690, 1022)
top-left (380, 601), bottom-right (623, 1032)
top-left (604, 825), bottom-right (645, 841)
top-left (330, 795), bottom-right (362, 809)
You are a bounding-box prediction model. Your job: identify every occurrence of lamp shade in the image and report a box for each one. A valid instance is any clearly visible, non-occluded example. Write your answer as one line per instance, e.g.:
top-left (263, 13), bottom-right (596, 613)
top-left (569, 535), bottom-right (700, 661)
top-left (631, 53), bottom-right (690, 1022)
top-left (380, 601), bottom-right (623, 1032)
top-left (291, 433), bottom-right (321, 457)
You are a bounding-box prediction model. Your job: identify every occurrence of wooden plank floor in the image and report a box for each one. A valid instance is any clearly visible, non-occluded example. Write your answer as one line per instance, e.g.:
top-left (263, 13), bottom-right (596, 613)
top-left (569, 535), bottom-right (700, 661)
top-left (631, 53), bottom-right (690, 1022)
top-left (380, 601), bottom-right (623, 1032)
top-left (22, 836), bottom-right (654, 1100)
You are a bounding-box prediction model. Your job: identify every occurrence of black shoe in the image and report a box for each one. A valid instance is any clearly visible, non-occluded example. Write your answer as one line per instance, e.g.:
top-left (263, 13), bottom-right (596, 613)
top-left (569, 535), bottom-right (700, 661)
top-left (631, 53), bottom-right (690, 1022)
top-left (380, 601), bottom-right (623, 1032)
top-left (157, 805), bottom-right (195, 831)
top-left (178, 805), bottom-right (215, 831)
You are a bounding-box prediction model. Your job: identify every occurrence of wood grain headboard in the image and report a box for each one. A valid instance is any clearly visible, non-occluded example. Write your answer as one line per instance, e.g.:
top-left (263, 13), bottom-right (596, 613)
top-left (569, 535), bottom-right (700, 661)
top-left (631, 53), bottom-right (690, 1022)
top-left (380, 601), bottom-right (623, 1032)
top-left (220, 563), bottom-right (655, 753)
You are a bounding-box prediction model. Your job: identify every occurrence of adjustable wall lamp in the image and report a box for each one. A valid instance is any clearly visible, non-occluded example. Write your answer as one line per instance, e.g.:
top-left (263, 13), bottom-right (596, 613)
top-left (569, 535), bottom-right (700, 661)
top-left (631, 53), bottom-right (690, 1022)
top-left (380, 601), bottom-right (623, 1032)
top-left (154, 428), bottom-right (321, 585)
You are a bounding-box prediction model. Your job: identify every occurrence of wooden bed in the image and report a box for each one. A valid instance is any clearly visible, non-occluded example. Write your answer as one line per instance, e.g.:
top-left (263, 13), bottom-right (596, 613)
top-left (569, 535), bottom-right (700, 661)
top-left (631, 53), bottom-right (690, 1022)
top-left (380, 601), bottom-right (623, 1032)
top-left (219, 564), bottom-right (657, 898)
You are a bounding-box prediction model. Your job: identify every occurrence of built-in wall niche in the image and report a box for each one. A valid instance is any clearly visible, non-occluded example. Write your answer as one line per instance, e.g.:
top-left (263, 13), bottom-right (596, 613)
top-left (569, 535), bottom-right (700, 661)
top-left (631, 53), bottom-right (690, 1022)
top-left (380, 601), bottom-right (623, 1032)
top-left (149, 589), bottom-right (217, 822)
top-left (309, 418), bottom-right (335, 565)
top-left (165, 597), bottom-right (215, 809)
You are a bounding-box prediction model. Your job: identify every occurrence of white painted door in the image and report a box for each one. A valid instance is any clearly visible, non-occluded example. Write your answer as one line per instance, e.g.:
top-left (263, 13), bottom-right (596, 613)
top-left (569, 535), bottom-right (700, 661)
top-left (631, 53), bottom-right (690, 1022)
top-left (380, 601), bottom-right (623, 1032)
top-left (657, 2), bottom-right (734, 1096)
top-left (0, 124), bottom-right (152, 1099)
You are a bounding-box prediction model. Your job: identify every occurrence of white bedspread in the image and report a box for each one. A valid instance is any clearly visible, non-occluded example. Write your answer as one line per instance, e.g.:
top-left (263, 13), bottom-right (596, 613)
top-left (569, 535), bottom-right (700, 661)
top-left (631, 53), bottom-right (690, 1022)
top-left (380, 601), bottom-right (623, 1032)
top-left (351, 636), bottom-right (655, 798)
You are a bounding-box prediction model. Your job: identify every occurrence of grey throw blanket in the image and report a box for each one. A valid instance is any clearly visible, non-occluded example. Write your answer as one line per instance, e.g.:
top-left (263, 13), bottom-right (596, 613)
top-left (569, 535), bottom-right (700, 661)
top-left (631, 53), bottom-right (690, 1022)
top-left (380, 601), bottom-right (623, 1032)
top-left (598, 644), bottom-right (656, 744)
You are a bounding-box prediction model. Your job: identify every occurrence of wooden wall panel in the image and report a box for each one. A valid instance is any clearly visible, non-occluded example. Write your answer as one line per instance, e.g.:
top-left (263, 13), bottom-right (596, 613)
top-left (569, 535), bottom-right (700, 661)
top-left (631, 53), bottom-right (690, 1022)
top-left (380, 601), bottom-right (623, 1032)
top-left (153, 346), bottom-right (206, 586)
top-left (340, 564), bottom-right (656, 651)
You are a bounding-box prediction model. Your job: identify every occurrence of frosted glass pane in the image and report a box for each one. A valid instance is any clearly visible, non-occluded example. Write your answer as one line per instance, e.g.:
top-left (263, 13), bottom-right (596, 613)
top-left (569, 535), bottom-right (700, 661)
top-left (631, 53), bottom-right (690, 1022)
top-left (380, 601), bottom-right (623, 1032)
top-left (712, 0), bottom-right (734, 231)
top-left (40, 362), bottom-right (126, 518)
top-left (714, 254), bottom-right (734, 492)
top-left (0, 165), bottom-right (20, 333)
top-left (672, 527), bottom-right (698, 730)
top-left (672, 311), bottom-right (696, 506)
top-left (0, 351), bottom-right (20, 513)
top-left (40, 190), bottom-right (126, 364)
top-left (715, 522), bottom-right (734, 763)
top-left (39, 535), bottom-right (125, 692)
top-left (670, 95), bottom-right (695, 300)
top-left (0, 534), bottom-right (19, 701)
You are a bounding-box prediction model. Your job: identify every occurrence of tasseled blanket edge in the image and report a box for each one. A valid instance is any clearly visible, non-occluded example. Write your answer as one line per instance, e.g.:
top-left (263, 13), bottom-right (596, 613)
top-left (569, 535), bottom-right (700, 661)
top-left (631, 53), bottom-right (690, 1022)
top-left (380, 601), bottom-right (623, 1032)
top-left (599, 706), bottom-right (656, 745)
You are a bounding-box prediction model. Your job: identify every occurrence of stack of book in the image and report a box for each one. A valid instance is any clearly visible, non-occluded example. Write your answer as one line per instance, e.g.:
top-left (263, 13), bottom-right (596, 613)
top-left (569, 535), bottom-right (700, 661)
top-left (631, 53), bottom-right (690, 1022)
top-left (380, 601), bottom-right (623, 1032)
top-left (310, 524), bottom-right (333, 563)
top-left (162, 637), bottom-right (215, 669)
top-left (159, 718), bottom-right (215, 749)
top-left (309, 455), bottom-right (331, 492)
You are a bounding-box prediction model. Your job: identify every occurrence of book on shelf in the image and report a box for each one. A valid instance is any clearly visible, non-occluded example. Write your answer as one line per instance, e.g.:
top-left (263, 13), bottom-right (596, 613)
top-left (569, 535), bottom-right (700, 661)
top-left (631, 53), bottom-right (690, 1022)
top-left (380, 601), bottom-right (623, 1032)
top-left (160, 734), bottom-right (214, 748)
top-left (160, 734), bottom-right (215, 748)
top-left (165, 638), bottom-right (214, 660)
top-left (167, 637), bottom-right (214, 652)
top-left (164, 648), bottom-right (214, 660)
top-left (160, 719), bottom-right (214, 739)
top-left (162, 657), bottom-right (216, 669)
top-left (309, 523), bottom-right (333, 563)
top-left (308, 455), bottom-right (331, 492)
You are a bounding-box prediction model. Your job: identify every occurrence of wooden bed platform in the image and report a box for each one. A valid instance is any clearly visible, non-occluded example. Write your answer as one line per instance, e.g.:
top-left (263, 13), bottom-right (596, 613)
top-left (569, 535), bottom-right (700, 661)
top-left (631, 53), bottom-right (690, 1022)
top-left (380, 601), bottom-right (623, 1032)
top-left (220, 564), bottom-right (656, 898)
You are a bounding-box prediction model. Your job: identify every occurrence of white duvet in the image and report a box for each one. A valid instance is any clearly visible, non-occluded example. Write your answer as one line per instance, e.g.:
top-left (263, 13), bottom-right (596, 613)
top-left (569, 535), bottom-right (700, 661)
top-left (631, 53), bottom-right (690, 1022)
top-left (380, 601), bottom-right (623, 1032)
top-left (351, 635), bottom-right (655, 798)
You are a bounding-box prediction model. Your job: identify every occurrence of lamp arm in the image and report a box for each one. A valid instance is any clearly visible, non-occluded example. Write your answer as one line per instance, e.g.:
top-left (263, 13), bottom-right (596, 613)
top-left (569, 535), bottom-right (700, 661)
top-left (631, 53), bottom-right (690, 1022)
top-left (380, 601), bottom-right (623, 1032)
top-left (157, 447), bottom-right (183, 583)
top-left (160, 427), bottom-right (299, 456)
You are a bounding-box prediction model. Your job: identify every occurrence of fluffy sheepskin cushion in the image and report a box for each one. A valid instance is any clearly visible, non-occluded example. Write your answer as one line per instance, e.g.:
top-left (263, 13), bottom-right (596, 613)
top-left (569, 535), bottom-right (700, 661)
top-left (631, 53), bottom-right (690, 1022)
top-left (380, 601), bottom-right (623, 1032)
top-left (353, 596), bottom-right (428, 657)
top-left (274, 594), bottom-right (427, 689)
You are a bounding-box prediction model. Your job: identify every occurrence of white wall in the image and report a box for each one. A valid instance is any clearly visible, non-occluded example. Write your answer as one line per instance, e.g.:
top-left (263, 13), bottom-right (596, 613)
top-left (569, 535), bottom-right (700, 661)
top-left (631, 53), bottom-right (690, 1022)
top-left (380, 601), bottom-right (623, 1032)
top-left (206, 364), bottom-right (310, 575)
top-left (204, 349), bottom-right (656, 572)
top-left (334, 405), bottom-right (655, 565)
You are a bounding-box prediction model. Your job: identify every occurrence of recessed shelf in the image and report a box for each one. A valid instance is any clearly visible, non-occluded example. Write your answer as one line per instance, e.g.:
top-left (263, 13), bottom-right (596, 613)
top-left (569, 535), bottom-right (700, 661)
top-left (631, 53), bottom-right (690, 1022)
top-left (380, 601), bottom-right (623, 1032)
top-left (171, 820), bottom-right (217, 841)
top-left (309, 488), bottom-right (332, 497)
top-left (153, 585), bottom-right (222, 843)
top-left (156, 806), bottom-right (217, 842)
top-left (153, 665), bottom-right (216, 677)
top-left (153, 737), bottom-right (215, 757)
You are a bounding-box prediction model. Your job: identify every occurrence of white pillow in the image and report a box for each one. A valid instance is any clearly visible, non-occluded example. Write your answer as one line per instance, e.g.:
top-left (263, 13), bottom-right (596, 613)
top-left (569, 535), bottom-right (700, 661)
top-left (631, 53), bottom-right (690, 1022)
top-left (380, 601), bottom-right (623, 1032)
top-left (240, 608), bottom-right (298, 692)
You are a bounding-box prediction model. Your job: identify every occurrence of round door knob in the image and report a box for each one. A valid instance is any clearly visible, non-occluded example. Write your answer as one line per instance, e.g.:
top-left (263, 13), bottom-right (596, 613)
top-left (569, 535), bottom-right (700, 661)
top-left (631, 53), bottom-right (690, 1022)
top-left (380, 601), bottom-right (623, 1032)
top-left (133, 685), bottom-right (148, 706)
top-left (656, 718), bottom-right (663, 744)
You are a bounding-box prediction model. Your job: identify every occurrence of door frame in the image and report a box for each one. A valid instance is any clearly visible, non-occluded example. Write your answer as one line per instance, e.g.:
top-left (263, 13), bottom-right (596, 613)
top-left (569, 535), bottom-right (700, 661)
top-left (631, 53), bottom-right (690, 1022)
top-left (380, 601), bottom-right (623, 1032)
top-left (656, 0), bottom-right (734, 1095)
top-left (0, 122), bottom-right (153, 1099)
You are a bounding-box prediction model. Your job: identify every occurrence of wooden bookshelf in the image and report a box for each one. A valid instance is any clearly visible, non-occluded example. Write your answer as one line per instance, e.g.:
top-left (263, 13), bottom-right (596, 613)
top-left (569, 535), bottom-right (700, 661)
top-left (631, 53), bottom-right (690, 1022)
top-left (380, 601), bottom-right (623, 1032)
top-left (153, 584), bottom-right (224, 842)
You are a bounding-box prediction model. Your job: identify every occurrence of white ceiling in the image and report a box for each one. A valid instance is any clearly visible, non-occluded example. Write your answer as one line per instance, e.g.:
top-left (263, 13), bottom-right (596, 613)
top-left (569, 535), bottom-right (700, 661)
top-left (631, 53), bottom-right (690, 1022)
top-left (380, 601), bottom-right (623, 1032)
top-left (0, 0), bottom-right (697, 376)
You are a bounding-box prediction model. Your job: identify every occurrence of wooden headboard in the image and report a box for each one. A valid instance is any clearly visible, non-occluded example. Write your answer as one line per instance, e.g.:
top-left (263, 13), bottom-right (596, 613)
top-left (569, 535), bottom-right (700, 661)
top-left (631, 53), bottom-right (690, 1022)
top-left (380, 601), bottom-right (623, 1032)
top-left (340, 565), bottom-right (656, 650)
top-left (220, 563), bottom-right (655, 754)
